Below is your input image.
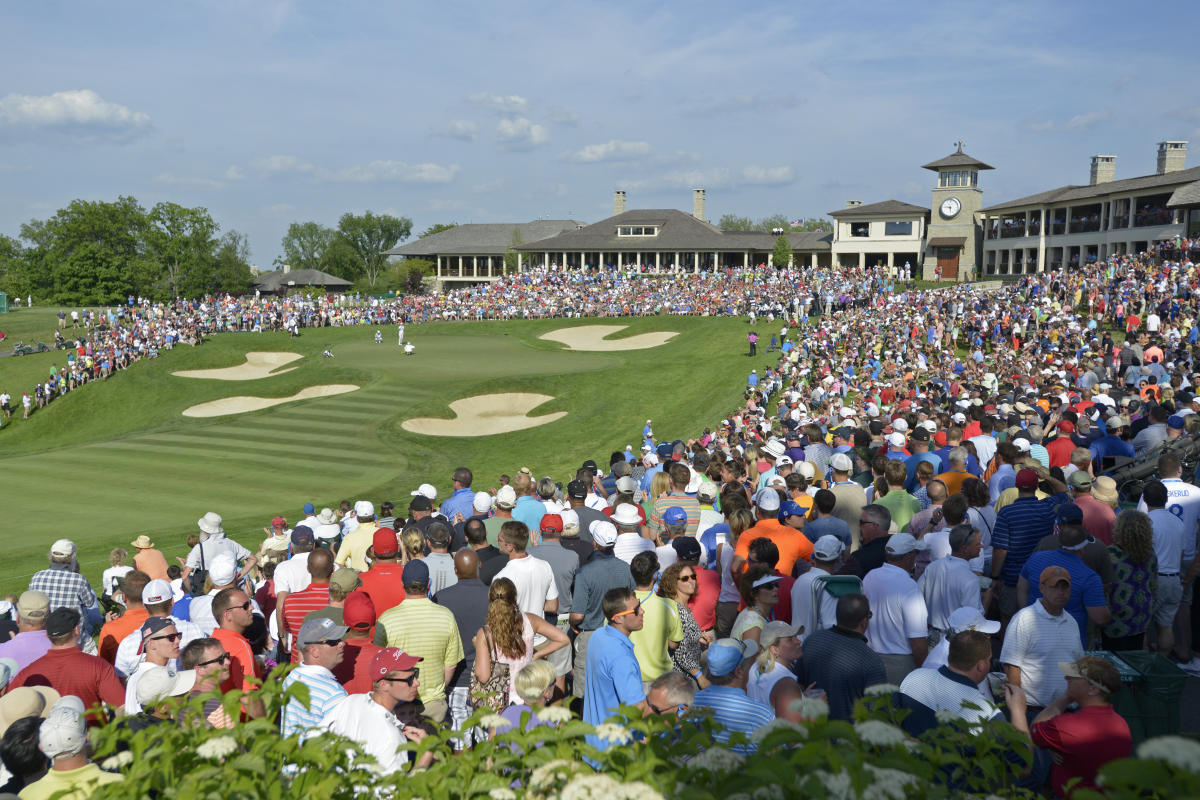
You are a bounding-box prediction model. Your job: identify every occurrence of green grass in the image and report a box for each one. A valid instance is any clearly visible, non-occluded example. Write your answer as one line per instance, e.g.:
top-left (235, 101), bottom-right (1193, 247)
top-left (0, 314), bottom-right (765, 594)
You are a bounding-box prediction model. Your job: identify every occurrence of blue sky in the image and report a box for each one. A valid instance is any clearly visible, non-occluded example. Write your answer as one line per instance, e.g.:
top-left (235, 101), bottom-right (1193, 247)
top-left (1, 1), bottom-right (1197, 267)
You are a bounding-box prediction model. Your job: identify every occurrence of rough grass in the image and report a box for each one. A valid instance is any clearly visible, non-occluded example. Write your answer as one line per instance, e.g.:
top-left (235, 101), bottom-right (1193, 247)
top-left (0, 313), bottom-right (765, 593)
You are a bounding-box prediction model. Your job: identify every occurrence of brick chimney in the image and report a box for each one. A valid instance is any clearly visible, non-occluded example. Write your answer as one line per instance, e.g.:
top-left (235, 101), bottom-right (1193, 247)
top-left (693, 189), bottom-right (706, 222)
top-left (1157, 141), bottom-right (1187, 175)
top-left (613, 190), bottom-right (627, 215)
top-left (1090, 155), bottom-right (1115, 185)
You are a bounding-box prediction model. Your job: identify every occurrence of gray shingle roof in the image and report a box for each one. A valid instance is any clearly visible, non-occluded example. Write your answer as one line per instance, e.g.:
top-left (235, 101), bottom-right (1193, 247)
top-left (385, 220), bottom-right (585, 256)
top-left (827, 199), bottom-right (930, 218)
top-left (512, 209), bottom-right (832, 252)
top-left (253, 269), bottom-right (353, 291)
top-left (1167, 180), bottom-right (1200, 208)
top-left (982, 165), bottom-right (1200, 212)
top-left (922, 150), bottom-right (995, 171)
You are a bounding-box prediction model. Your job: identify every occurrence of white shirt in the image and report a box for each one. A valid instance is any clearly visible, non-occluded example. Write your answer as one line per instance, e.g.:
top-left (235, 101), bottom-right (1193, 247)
top-left (321, 693), bottom-right (409, 774)
top-left (114, 615), bottom-right (205, 678)
top-left (1000, 600), bottom-right (1083, 707)
top-left (123, 659), bottom-right (168, 714)
top-left (747, 660), bottom-right (794, 706)
top-left (790, 566), bottom-right (838, 643)
top-left (863, 563), bottom-right (928, 655)
top-left (899, 667), bottom-right (1000, 731)
top-left (185, 534), bottom-right (252, 571)
top-left (968, 435), bottom-right (997, 471)
top-left (273, 552), bottom-right (314, 596)
top-left (1139, 479), bottom-right (1200, 561)
top-left (918, 556), bottom-right (982, 632)
top-left (494, 555), bottom-right (559, 617)
top-left (1147, 508), bottom-right (1185, 574)
top-left (654, 544), bottom-right (678, 570)
top-left (614, 532), bottom-right (654, 564)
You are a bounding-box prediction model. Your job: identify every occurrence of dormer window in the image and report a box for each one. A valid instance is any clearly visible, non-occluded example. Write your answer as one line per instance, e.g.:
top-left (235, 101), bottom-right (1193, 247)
top-left (617, 226), bottom-right (658, 236)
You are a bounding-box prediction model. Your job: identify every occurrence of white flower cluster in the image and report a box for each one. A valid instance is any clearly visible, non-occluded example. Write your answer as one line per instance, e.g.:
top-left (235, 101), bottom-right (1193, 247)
top-left (853, 720), bottom-right (908, 748)
top-left (195, 736), bottom-right (239, 761)
top-left (751, 718), bottom-right (809, 742)
top-left (863, 683), bottom-right (900, 697)
top-left (812, 769), bottom-right (854, 798)
top-left (688, 745), bottom-right (745, 773)
top-left (529, 759), bottom-right (578, 791)
top-left (537, 705), bottom-right (574, 723)
top-left (752, 784), bottom-right (787, 800)
top-left (934, 709), bottom-right (962, 725)
top-left (1137, 736), bottom-right (1200, 772)
top-left (100, 751), bottom-right (134, 770)
top-left (862, 765), bottom-right (919, 800)
top-left (487, 789), bottom-right (516, 800)
top-left (479, 713), bottom-right (512, 730)
top-left (594, 722), bottom-right (632, 745)
top-left (560, 774), bottom-right (664, 800)
top-left (788, 694), bottom-right (829, 720)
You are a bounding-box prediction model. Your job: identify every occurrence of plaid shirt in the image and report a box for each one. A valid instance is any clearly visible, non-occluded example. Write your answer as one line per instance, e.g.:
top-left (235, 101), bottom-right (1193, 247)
top-left (29, 564), bottom-right (98, 619)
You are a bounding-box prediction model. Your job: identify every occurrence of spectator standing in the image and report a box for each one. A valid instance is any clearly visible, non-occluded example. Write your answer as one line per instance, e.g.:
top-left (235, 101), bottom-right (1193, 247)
top-left (470, 577), bottom-right (568, 705)
top-left (0, 591), bottom-right (51, 672)
top-left (334, 501), bottom-right (380, 572)
top-left (432, 549), bottom-right (489, 748)
top-left (583, 588), bottom-right (648, 752)
top-left (419, 522), bottom-right (458, 595)
top-left (918, 524), bottom-right (984, 645)
top-left (628, 552), bottom-right (682, 686)
top-left (991, 467), bottom-right (1069, 619)
top-left (281, 617), bottom-right (349, 737)
top-left (130, 535), bottom-right (169, 582)
top-left (281, 549), bottom-right (334, 663)
top-left (791, 535), bottom-right (844, 641)
top-left (569, 522), bottom-right (635, 698)
top-left (1139, 479), bottom-right (1185, 659)
top-left (357, 528), bottom-right (406, 615)
top-left (1001, 566), bottom-right (1083, 713)
top-left (797, 593), bottom-right (886, 721)
top-left (27, 540), bottom-right (100, 640)
top-left (17, 696), bottom-right (121, 798)
top-left (1018, 524), bottom-right (1110, 648)
top-left (332, 592), bottom-right (383, 693)
top-left (1102, 510), bottom-right (1157, 651)
top-left (692, 638), bottom-right (775, 754)
top-left (838, 504), bottom-right (892, 579)
top-left (528, 513), bottom-right (580, 689)
top-left (863, 534), bottom-right (930, 683)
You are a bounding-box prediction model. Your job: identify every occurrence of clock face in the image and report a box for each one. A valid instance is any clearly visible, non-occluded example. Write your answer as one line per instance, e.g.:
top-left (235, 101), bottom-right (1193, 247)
top-left (940, 197), bottom-right (962, 219)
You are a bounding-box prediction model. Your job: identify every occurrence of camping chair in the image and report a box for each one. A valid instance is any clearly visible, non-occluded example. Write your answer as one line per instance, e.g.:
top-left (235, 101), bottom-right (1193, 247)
top-left (808, 574), bottom-right (862, 637)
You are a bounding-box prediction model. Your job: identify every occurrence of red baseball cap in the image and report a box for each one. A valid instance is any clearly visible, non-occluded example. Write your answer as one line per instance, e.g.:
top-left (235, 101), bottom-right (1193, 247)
top-left (371, 647), bottom-right (421, 678)
top-left (272, 516), bottom-right (287, 527)
top-left (933, 431), bottom-right (947, 447)
top-left (343, 591), bottom-right (376, 630)
top-left (1058, 420), bottom-right (1075, 434)
top-left (540, 514), bottom-right (564, 534)
top-left (1015, 468), bottom-right (1039, 489)
top-left (372, 528), bottom-right (398, 557)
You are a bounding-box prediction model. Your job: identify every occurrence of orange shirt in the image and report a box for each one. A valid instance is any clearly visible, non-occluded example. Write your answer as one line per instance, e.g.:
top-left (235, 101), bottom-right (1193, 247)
top-left (935, 468), bottom-right (970, 497)
top-left (733, 519), bottom-right (813, 576)
top-left (98, 607), bottom-right (148, 664)
top-left (358, 563), bottom-right (407, 616)
top-left (212, 627), bottom-right (261, 694)
top-left (133, 548), bottom-right (169, 581)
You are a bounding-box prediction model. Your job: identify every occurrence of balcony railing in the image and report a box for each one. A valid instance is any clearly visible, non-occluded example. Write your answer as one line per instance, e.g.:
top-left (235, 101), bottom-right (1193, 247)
top-left (1069, 219), bottom-right (1102, 234)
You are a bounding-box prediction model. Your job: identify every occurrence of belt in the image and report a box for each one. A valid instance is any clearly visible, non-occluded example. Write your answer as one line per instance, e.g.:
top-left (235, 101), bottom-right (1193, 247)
top-left (1159, 572), bottom-right (1179, 577)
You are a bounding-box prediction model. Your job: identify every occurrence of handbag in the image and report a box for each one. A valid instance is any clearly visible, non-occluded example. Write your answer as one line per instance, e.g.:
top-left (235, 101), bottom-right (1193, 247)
top-left (468, 626), bottom-right (510, 713)
top-left (188, 540), bottom-right (209, 596)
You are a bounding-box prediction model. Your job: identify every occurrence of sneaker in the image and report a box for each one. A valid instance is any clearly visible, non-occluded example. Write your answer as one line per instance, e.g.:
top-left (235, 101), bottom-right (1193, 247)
top-left (1177, 658), bottom-right (1200, 677)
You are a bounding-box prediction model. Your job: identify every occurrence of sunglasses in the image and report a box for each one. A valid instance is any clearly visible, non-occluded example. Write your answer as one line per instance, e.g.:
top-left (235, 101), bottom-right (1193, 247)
top-left (197, 652), bottom-right (231, 668)
top-left (149, 632), bottom-right (182, 643)
top-left (235, 601), bottom-right (252, 611)
top-left (383, 669), bottom-right (419, 685)
top-left (678, 574), bottom-right (696, 583)
top-left (317, 639), bottom-right (344, 647)
top-left (648, 700), bottom-right (688, 715)
top-left (612, 605), bottom-right (644, 619)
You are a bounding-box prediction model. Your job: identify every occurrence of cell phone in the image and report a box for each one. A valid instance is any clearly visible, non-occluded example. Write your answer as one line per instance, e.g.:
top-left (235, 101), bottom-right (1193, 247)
top-left (99, 595), bottom-right (125, 618)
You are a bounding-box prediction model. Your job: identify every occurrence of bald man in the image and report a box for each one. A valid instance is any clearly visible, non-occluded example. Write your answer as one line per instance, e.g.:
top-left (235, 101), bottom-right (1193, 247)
top-left (435, 548), bottom-right (490, 749)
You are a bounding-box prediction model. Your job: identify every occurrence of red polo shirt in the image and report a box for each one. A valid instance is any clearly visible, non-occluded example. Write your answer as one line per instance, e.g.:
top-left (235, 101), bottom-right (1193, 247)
top-left (688, 565), bottom-right (721, 631)
top-left (336, 639), bottom-right (385, 693)
top-left (358, 564), bottom-right (407, 616)
top-left (212, 627), bottom-right (260, 694)
top-left (10, 648), bottom-right (124, 727)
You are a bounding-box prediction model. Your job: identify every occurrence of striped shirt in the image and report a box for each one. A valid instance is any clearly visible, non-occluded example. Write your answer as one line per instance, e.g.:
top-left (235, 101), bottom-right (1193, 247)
top-left (282, 583), bottom-right (331, 662)
top-left (282, 664), bottom-right (347, 736)
top-left (691, 685), bottom-right (775, 754)
top-left (373, 597), bottom-right (464, 704)
top-left (649, 492), bottom-right (701, 537)
top-left (992, 494), bottom-right (1068, 587)
top-left (999, 600), bottom-right (1082, 707)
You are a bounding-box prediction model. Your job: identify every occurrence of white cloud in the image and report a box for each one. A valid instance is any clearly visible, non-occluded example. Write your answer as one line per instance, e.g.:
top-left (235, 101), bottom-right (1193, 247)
top-left (333, 160), bottom-right (459, 184)
top-left (469, 93), bottom-right (529, 113)
top-left (224, 165), bottom-right (245, 180)
top-left (152, 173), bottom-right (225, 190)
top-left (252, 154), bottom-right (317, 176)
top-left (0, 89), bottom-right (151, 140)
top-left (434, 120), bottom-right (479, 141)
top-left (739, 165), bottom-right (796, 186)
top-left (569, 139), bottom-right (652, 163)
top-left (496, 117), bottom-right (549, 150)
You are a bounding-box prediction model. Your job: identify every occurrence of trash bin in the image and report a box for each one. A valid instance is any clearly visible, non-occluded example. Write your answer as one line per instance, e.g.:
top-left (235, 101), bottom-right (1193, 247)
top-left (1115, 651), bottom-right (1188, 745)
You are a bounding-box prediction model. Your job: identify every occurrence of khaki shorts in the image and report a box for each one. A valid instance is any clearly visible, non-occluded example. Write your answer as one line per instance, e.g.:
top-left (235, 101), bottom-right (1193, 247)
top-left (1153, 574), bottom-right (1183, 626)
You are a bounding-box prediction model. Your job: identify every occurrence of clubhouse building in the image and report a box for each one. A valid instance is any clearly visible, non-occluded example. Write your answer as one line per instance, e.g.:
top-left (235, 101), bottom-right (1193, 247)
top-left (386, 140), bottom-right (1200, 288)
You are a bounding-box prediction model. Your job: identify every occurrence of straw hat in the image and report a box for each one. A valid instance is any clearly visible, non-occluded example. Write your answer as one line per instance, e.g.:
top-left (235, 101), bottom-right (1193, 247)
top-left (130, 535), bottom-right (155, 549)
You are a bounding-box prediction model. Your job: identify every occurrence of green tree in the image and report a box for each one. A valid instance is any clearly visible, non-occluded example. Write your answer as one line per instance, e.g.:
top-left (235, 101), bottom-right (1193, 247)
top-left (0, 234), bottom-right (27, 297)
top-left (205, 230), bottom-right (254, 295)
top-left (718, 214), bottom-right (755, 231)
top-left (321, 237), bottom-right (361, 282)
top-left (147, 202), bottom-right (219, 298)
top-left (419, 222), bottom-right (457, 238)
top-left (772, 235), bottom-right (793, 268)
top-left (503, 227), bottom-right (523, 273)
top-left (336, 211), bottom-right (413, 287)
top-left (791, 216), bottom-right (833, 233)
top-left (404, 265), bottom-right (426, 295)
top-left (280, 222), bottom-right (335, 272)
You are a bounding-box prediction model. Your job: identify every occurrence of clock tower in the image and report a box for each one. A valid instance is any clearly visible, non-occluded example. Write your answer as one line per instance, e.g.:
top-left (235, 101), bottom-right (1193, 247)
top-left (921, 142), bottom-right (993, 282)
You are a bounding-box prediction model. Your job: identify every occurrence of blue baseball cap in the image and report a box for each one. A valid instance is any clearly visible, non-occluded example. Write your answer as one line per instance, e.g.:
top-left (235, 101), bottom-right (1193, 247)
top-left (704, 638), bottom-right (759, 677)
top-left (663, 506), bottom-right (688, 526)
top-left (778, 500), bottom-right (806, 520)
top-left (303, 502), bottom-right (315, 515)
top-left (402, 559), bottom-right (430, 587)
top-left (1168, 415), bottom-right (1186, 430)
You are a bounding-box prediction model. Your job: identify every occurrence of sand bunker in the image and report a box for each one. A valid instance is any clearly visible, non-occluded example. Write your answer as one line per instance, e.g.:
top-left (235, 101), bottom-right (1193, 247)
top-left (173, 352), bottom-right (302, 381)
top-left (182, 384), bottom-right (360, 418)
top-left (539, 325), bottom-right (677, 351)
top-left (402, 393), bottom-right (567, 437)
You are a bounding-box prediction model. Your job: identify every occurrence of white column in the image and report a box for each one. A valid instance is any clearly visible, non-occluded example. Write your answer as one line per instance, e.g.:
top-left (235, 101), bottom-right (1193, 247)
top-left (743, 251), bottom-right (749, 268)
top-left (693, 252), bottom-right (699, 272)
top-left (472, 256), bottom-right (477, 277)
top-left (458, 256), bottom-right (463, 276)
top-left (436, 255), bottom-right (442, 278)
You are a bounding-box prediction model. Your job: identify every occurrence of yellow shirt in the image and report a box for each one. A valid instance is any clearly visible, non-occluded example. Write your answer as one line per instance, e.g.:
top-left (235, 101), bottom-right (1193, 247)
top-left (373, 597), bottom-right (464, 704)
top-left (629, 590), bottom-right (684, 681)
top-left (334, 522), bottom-right (378, 571)
top-left (20, 763), bottom-right (121, 800)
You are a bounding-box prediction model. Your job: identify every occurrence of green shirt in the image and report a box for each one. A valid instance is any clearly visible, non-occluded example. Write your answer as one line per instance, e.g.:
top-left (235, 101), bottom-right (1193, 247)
top-left (374, 597), bottom-right (464, 704)
top-left (875, 489), bottom-right (921, 533)
top-left (628, 590), bottom-right (684, 682)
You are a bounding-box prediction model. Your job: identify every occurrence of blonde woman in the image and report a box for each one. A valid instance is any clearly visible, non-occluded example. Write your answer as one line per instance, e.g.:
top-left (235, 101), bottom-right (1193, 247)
top-left (473, 578), bottom-right (569, 706)
top-left (731, 565), bottom-right (781, 645)
top-left (102, 549), bottom-right (133, 598)
top-left (747, 620), bottom-right (816, 721)
top-left (497, 660), bottom-right (561, 732)
top-left (399, 528), bottom-right (425, 564)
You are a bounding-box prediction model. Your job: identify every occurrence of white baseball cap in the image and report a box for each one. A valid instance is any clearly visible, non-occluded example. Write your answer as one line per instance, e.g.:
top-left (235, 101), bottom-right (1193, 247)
top-left (948, 607), bottom-right (1001, 634)
top-left (410, 484), bottom-right (437, 500)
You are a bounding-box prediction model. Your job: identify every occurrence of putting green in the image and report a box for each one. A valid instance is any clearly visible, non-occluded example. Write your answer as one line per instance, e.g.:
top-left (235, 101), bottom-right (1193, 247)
top-left (0, 313), bottom-right (759, 593)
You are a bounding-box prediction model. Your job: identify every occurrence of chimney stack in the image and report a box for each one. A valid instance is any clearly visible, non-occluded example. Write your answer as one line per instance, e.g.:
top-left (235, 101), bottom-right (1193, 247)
top-left (692, 189), bottom-right (706, 222)
top-left (1157, 141), bottom-right (1187, 175)
top-left (845, 200), bottom-right (862, 208)
top-left (1090, 155), bottom-right (1115, 185)
top-left (613, 190), bottom-right (627, 216)
top-left (282, 264), bottom-right (291, 274)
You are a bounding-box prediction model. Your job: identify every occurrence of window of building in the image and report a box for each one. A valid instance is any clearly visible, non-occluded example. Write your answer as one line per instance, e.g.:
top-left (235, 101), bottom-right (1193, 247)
top-left (850, 222), bottom-right (870, 237)
top-left (617, 226), bottom-right (658, 236)
top-left (939, 170), bottom-right (978, 188)
top-left (884, 221), bottom-right (912, 236)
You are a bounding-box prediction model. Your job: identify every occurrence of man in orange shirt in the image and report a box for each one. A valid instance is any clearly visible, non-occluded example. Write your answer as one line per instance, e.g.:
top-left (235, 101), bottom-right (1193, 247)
top-left (358, 528), bottom-right (406, 615)
top-left (130, 536), bottom-right (169, 581)
top-left (210, 587), bottom-right (264, 718)
top-left (97, 570), bottom-right (150, 664)
top-left (734, 489), bottom-right (813, 577)
top-left (934, 447), bottom-right (972, 496)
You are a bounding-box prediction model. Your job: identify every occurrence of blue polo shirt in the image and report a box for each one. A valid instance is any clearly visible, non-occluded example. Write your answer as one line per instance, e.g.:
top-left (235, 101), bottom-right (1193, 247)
top-left (512, 495), bottom-right (546, 534)
top-left (1020, 550), bottom-right (1106, 647)
top-left (691, 684), bottom-right (775, 754)
top-left (439, 487), bottom-right (476, 524)
top-left (583, 625), bottom-right (645, 751)
top-left (993, 493), bottom-right (1069, 587)
top-left (904, 452), bottom-right (943, 492)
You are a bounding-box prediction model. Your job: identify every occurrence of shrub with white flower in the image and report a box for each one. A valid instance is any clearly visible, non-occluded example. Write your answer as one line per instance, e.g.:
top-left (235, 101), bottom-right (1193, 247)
top-left (688, 745), bottom-right (745, 773)
top-left (537, 705), bottom-right (574, 723)
top-left (487, 789), bottom-right (516, 800)
top-left (195, 735), bottom-right (239, 761)
top-left (862, 765), bottom-right (919, 800)
top-left (479, 713), bottom-right (512, 730)
top-left (100, 751), bottom-right (134, 771)
top-left (812, 769), bottom-right (855, 799)
top-left (529, 759), bottom-right (578, 791)
top-left (751, 718), bottom-right (808, 742)
top-left (594, 722), bottom-right (632, 745)
top-left (560, 773), bottom-right (625, 800)
top-left (612, 780), bottom-right (665, 800)
top-left (863, 683), bottom-right (900, 697)
top-left (1136, 736), bottom-right (1200, 773)
top-left (934, 709), bottom-right (962, 725)
top-left (788, 694), bottom-right (829, 720)
top-left (854, 720), bottom-right (908, 748)
top-left (752, 785), bottom-right (786, 800)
